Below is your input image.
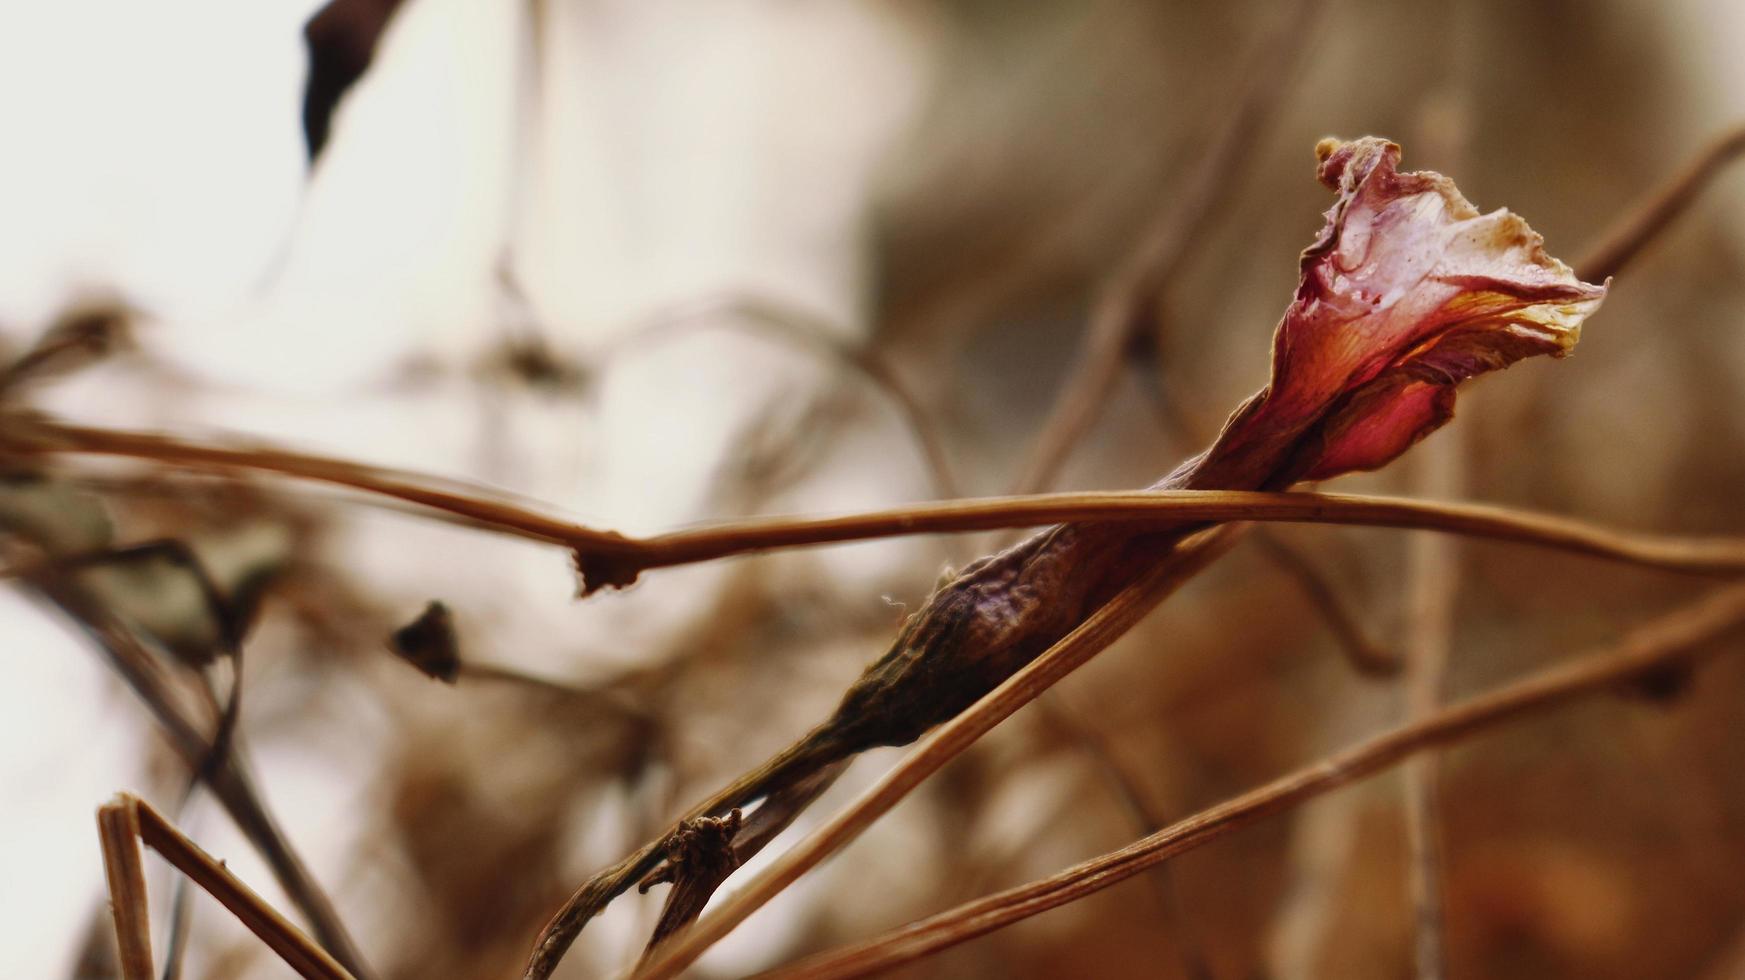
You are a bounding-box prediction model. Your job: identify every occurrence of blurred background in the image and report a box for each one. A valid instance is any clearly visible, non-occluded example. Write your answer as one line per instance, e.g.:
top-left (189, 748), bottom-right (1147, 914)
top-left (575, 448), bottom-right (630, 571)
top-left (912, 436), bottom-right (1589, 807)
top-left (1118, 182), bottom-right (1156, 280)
top-left (3, 0), bottom-right (1745, 977)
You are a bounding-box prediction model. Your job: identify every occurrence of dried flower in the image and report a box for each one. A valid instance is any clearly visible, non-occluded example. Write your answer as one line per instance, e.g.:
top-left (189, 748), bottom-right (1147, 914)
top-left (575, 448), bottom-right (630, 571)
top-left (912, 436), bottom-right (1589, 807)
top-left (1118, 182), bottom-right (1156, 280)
top-left (544, 138), bottom-right (1610, 952)
top-left (1187, 136), bottom-right (1607, 489)
top-left (822, 137), bottom-right (1607, 762)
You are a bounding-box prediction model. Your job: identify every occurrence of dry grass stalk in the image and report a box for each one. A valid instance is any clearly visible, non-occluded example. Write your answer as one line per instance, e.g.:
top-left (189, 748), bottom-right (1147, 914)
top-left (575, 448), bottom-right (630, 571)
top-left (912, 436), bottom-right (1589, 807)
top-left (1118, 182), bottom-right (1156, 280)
top-left (95, 793), bottom-right (356, 980)
top-left (1010, 0), bottom-right (1327, 496)
top-left (9, 419), bottom-right (1745, 584)
top-left (28, 578), bottom-right (374, 977)
top-left (1574, 123), bottom-right (1745, 283)
top-left (96, 797), bottom-right (154, 980)
top-left (761, 581), bottom-right (1745, 980)
top-left (624, 527), bottom-right (1242, 980)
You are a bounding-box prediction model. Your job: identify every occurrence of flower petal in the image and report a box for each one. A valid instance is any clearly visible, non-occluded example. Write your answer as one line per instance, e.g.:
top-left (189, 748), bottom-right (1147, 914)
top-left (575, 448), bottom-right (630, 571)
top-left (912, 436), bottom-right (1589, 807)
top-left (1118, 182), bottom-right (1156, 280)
top-left (1183, 137), bottom-right (1606, 490)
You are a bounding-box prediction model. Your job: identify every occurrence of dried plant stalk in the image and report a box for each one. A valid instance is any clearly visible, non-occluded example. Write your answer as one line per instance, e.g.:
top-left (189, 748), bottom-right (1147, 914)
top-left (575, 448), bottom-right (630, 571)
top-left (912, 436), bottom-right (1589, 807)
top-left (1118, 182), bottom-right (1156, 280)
top-left (95, 794), bottom-right (356, 980)
top-left (11, 419), bottom-right (1744, 583)
top-left (96, 798), bottom-right (154, 980)
top-left (33, 582), bottom-right (374, 978)
top-left (1575, 123), bottom-right (1745, 283)
top-left (1012, 0), bottom-right (1327, 495)
top-left (624, 527), bottom-right (1241, 980)
top-left (763, 581), bottom-right (1745, 980)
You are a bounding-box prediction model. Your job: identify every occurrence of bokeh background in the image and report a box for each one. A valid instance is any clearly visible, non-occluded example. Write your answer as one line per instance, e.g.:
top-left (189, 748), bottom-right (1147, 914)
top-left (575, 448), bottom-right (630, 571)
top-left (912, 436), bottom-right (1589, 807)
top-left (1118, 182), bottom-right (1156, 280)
top-left (4, 0), bottom-right (1745, 977)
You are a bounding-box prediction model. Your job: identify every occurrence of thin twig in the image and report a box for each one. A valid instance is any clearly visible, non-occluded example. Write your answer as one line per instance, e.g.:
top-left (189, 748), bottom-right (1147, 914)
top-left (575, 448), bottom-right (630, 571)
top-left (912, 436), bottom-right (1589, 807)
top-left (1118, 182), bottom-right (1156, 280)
top-left (25, 418), bottom-right (1745, 593)
top-left (760, 581), bottom-right (1745, 980)
top-left (624, 527), bottom-right (1242, 980)
top-left (97, 799), bottom-right (154, 980)
top-left (99, 794), bottom-right (357, 980)
top-left (0, 416), bottom-right (624, 552)
top-left (29, 582), bottom-right (375, 979)
top-left (1009, 0), bottom-right (1326, 496)
top-left (1575, 123), bottom-right (1745, 283)
top-left (569, 491), bottom-right (1745, 586)
top-left (18, 418), bottom-right (1745, 586)
top-left (1397, 85), bottom-right (1471, 979)
top-left (1400, 429), bottom-right (1463, 980)
top-left (1144, 327), bottom-right (1395, 679)
top-left (1042, 691), bottom-right (1215, 980)
top-left (634, 760), bottom-right (848, 970)
top-left (1255, 532), bottom-right (1397, 676)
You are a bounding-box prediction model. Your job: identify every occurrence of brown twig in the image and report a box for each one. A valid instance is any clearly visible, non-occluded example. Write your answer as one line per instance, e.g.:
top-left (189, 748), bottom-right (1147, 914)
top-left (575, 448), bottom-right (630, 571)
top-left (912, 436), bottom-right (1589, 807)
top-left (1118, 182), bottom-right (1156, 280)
top-left (1009, 0), bottom-right (1326, 496)
top-left (1041, 691), bottom-right (1215, 980)
top-left (97, 798), bottom-right (155, 980)
top-left (1144, 324), bottom-right (1396, 680)
top-left (634, 760), bottom-right (848, 970)
top-left (1575, 123), bottom-right (1745, 283)
top-left (0, 416), bottom-right (622, 552)
top-left (18, 418), bottom-right (1745, 588)
top-left (1400, 429), bottom-right (1464, 980)
top-left (1254, 531), bottom-right (1398, 676)
top-left (759, 580), bottom-right (1745, 980)
top-left (98, 793), bottom-right (357, 980)
top-left (624, 527), bottom-right (1242, 980)
top-left (1396, 83), bottom-right (1472, 980)
top-left (567, 491), bottom-right (1745, 588)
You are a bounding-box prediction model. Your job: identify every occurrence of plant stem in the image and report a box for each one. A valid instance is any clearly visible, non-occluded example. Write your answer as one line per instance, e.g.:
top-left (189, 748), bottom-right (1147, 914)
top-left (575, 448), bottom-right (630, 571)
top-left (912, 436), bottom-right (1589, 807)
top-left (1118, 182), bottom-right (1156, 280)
top-left (1575, 123), bottom-right (1745, 283)
top-left (624, 527), bottom-right (1241, 980)
top-left (17, 418), bottom-right (1745, 587)
top-left (761, 581), bottom-right (1745, 980)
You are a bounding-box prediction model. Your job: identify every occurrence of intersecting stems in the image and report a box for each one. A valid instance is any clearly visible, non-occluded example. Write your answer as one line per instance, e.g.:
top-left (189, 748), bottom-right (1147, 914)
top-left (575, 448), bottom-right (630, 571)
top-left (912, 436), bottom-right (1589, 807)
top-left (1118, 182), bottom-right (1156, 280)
top-left (626, 527), bottom-right (1241, 980)
top-left (759, 581), bottom-right (1745, 979)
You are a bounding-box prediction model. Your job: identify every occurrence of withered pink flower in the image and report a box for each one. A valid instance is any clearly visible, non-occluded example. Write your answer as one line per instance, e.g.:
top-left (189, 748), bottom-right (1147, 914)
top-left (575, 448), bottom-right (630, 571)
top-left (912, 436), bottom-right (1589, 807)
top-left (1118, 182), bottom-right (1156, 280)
top-left (1184, 136), bottom-right (1607, 490)
top-left (811, 138), bottom-right (1610, 752)
top-left (546, 138), bottom-right (1612, 960)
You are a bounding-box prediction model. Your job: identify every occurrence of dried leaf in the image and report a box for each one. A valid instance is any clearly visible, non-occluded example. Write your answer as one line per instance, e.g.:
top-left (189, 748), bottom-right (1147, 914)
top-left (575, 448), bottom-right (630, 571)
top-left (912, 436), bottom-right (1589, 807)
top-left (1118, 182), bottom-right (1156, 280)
top-left (301, 0), bottom-right (408, 161)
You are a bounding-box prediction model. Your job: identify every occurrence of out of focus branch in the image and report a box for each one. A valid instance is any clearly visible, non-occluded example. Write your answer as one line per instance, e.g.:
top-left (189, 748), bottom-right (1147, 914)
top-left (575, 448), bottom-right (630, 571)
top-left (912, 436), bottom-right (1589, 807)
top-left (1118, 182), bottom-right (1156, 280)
top-left (30, 583), bottom-right (375, 979)
top-left (1576, 123), bottom-right (1745, 283)
top-left (1010, 0), bottom-right (1327, 496)
top-left (615, 293), bottom-right (961, 501)
top-left (10, 417), bottom-right (1745, 588)
top-left (760, 581), bottom-right (1745, 980)
top-left (1400, 430), bottom-right (1464, 980)
top-left (1253, 522), bottom-right (1398, 677)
